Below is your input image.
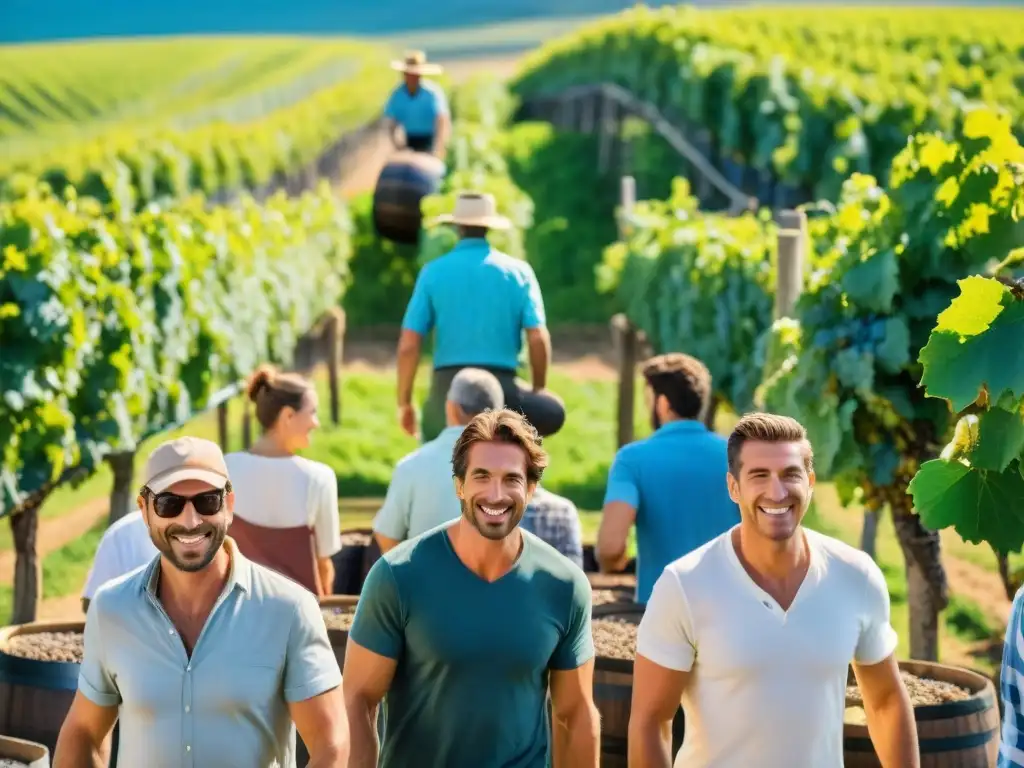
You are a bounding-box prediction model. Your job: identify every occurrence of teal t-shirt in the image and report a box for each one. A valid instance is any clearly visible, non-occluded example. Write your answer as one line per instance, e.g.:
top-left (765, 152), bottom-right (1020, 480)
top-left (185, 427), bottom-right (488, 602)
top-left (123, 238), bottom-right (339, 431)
top-left (348, 526), bottom-right (594, 768)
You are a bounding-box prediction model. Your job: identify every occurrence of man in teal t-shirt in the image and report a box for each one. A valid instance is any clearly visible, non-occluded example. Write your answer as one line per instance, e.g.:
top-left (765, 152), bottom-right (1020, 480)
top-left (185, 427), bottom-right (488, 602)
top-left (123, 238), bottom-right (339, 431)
top-left (343, 408), bottom-right (599, 768)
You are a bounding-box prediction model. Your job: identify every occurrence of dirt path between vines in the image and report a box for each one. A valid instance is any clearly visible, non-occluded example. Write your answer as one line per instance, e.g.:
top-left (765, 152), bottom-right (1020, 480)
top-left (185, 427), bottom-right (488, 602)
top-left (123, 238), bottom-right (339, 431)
top-left (0, 498), bottom-right (110, 588)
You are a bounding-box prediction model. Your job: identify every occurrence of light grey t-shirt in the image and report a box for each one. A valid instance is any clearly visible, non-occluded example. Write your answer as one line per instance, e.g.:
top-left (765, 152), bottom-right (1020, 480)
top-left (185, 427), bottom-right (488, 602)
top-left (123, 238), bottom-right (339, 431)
top-left (78, 538), bottom-right (341, 768)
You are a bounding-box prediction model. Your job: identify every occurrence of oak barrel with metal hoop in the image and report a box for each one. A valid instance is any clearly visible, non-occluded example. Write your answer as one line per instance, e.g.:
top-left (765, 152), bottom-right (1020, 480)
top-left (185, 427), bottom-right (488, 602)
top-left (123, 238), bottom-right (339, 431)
top-left (843, 659), bottom-right (998, 767)
top-left (0, 620), bottom-right (117, 765)
top-left (591, 603), bottom-right (683, 766)
top-left (0, 735), bottom-right (49, 767)
top-left (372, 150), bottom-right (446, 244)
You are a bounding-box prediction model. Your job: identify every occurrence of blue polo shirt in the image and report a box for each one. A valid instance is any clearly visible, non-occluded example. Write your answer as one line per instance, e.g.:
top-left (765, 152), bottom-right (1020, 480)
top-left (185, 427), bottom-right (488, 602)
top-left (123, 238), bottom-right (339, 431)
top-left (603, 420), bottom-right (741, 604)
top-left (384, 80), bottom-right (449, 137)
top-left (401, 238), bottom-right (545, 370)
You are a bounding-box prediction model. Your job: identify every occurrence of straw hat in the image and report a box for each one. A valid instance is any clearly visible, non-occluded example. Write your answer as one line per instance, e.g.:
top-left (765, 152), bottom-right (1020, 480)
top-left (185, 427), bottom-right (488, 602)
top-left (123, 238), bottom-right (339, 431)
top-left (391, 50), bottom-right (444, 76)
top-left (431, 192), bottom-right (511, 230)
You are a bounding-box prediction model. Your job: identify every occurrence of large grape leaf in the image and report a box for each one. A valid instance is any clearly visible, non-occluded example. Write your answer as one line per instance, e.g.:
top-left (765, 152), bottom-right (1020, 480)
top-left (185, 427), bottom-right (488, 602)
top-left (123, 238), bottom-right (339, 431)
top-left (933, 275), bottom-right (1007, 337)
top-left (971, 405), bottom-right (1024, 473)
top-left (910, 458), bottom-right (1024, 553)
top-left (918, 284), bottom-right (1024, 412)
top-left (840, 248), bottom-right (899, 313)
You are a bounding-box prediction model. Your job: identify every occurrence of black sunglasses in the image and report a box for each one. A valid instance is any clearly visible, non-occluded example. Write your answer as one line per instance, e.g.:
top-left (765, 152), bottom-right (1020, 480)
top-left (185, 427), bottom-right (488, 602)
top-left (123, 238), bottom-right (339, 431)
top-left (146, 489), bottom-right (226, 519)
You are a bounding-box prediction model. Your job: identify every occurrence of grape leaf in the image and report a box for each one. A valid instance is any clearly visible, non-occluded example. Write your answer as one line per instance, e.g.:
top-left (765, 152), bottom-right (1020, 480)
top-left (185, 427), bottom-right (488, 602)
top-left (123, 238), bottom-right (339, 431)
top-left (934, 275), bottom-right (1007, 337)
top-left (918, 296), bottom-right (1024, 412)
top-left (876, 316), bottom-right (910, 373)
top-left (840, 248), bottom-right (899, 313)
top-left (910, 458), bottom-right (1024, 553)
top-left (833, 347), bottom-right (874, 391)
top-left (971, 406), bottom-right (1024, 473)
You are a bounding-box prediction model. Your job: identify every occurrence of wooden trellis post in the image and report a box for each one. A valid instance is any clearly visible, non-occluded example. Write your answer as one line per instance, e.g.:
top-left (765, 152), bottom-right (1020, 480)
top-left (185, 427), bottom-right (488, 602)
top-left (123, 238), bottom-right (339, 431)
top-left (217, 402), bottom-right (229, 452)
top-left (242, 401), bottom-right (253, 449)
top-left (774, 209), bottom-right (807, 320)
top-left (598, 94), bottom-right (616, 174)
top-left (106, 451), bottom-right (137, 525)
top-left (324, 308), bottom-right (346, 426)
top-left (611, 314), bottom-right (640, 450)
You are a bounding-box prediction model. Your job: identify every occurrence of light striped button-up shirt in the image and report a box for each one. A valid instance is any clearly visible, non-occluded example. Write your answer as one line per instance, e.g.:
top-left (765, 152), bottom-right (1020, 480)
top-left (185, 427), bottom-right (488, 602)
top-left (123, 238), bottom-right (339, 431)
top-left (1000, 586), bottom-right (1024, 767)
top-left (78, 538), bottom-right (341, 768)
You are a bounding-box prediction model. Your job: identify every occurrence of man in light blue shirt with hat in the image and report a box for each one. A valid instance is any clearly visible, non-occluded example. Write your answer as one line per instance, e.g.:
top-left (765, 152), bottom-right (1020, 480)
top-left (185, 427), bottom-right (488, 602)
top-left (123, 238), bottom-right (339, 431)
top-left (384, 50), bottom-right (450, 160)
top-left (395, 191), bottom-right (567, 444)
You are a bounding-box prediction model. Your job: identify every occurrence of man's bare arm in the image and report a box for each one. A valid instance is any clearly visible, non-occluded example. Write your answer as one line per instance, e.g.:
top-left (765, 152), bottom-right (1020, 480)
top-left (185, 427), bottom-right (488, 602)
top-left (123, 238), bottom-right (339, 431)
top-left (396, 329), bottom-right (422, 408)
top-left (550, 660), bottom-right (601, 768)
top-left (853, 653), bottom-right (919, 768)
top-left (596, 501), bottom-right (636, 573)
top-left (343, 639), bottom-right (398, 768)
top-left (628, 654), bottom-right (690, 768)
top-left (374, 532), bottom-right (403, 554)
top-left (525, 327), bottom-right (550, 391)
top-left (290, 684), bottom-right (349, 767)
top-left (53, 692), bottom-right (117, 768)
top-left (434, 112), bottom-right (450, 159)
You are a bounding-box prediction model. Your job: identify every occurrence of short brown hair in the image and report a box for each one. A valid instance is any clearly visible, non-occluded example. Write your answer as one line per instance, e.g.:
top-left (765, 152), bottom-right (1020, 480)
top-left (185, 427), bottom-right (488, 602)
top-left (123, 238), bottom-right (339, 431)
top-left (246, 364), bottom-right (313, 430)
top-left (451, 408), bottom-right (548, 483)
top-left (641, 353), bottom-right (712, 421)
top-left (727, 412), bottom-right (813, 476)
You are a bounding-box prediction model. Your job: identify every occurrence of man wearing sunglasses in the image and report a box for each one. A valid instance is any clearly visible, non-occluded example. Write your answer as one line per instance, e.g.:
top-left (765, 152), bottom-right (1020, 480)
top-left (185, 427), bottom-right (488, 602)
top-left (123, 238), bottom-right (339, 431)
top-left (54, 436), bottom-right (350, 768)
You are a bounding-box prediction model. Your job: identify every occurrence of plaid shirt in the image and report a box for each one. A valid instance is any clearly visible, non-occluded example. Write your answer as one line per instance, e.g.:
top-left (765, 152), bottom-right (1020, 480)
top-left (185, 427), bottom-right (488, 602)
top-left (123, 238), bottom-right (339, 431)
top-left (520, 486), bottom-right (584, 569)
top-left (1000, 586), bottom-right (1024, 767)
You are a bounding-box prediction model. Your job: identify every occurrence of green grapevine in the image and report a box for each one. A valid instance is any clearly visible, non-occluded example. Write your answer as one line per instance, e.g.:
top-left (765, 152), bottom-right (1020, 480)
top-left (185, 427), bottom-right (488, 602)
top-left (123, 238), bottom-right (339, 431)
top-left (0, 42), bottom-right (393, 209)
top-left (510, 6), bottom-right (1024, 203)
top-left (599, 177), bottom-right (778, 414)
top-left (909, 275), bottom-right (1024, 553)
top-left (0, 181), bottom-right (354, 516)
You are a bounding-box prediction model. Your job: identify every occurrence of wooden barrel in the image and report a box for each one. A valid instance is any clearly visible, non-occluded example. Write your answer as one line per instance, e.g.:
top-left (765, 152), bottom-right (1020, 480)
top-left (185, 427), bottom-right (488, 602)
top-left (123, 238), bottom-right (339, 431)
top-left (0, 735), bottom-right (49, 767)
top-left (592, 604), bottom-right (683, 767)
top-left (843, 659), bottom-right (998, 767)
top-left (0, 621), bottom-right (83, 757)
top-left (333, 528), bottom-right (373, 594)
top-left (0, 621), bottom-right (117, 766)
top-left (320, 594), bottom-right (360, 672)
top-left (372, 150), bottom-right (446, 245)
top-left (588, 572), bottom-right (637, 612)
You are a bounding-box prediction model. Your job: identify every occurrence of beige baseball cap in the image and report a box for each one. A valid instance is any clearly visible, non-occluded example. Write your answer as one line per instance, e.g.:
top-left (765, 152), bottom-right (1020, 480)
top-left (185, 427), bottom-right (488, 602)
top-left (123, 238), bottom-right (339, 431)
top-left (143, 437), bottom-right (230, 494)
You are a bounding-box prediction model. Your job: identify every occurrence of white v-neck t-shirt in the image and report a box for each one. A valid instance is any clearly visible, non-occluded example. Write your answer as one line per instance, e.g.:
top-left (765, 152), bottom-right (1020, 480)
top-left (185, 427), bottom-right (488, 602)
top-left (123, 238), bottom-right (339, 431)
top-left (637, 525), bottom-right (897, 768)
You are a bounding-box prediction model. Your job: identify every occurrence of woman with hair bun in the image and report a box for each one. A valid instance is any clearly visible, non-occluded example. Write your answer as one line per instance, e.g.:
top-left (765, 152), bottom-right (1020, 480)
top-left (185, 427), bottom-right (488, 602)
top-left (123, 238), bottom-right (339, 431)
top-left (225, 364), bottom-right (341, 596)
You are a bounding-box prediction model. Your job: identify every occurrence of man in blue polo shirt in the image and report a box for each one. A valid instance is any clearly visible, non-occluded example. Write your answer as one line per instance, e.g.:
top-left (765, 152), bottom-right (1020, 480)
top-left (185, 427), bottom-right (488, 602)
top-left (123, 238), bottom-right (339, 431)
top-left (384, 51), bottom-right (449, 160)
top-left (596, 352), bottom-right (740, 604)
top-left (395, 191), bottom-right (566, 443)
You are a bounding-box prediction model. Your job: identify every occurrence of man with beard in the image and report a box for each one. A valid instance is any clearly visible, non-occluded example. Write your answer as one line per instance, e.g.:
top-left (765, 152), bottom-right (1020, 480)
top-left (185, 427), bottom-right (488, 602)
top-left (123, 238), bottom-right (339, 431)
top-left (629, 412), bottom-right (918, 768)
top-left (596, 353), bottom-right (740, 604)
top-left (343, 408), bottom-right (600, 768)
top-left (53, 437), bottom-right (350, 768)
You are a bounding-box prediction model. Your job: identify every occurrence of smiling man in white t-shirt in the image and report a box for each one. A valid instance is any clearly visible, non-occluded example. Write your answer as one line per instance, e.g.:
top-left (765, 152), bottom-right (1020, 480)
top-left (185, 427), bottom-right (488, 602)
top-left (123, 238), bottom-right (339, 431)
top-left (629, 411), bottom-right (919, 768)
